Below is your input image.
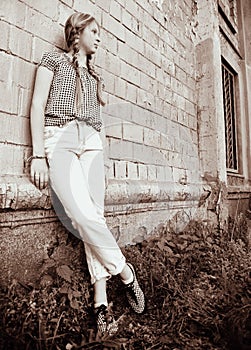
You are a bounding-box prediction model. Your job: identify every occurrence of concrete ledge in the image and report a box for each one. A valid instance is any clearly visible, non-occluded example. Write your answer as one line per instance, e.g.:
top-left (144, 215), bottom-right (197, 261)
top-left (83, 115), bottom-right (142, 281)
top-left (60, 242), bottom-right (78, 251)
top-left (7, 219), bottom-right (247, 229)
top-left (0, 175), bottom-right (202, 209)
top-left (0, 175), bottom-right (51, 210)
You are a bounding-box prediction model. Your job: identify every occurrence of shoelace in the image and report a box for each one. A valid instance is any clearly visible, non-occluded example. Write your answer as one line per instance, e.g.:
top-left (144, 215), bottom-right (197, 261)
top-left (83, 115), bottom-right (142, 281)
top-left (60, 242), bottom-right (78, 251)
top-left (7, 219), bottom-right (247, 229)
top-left (126, 279), bottom-right (140, 304)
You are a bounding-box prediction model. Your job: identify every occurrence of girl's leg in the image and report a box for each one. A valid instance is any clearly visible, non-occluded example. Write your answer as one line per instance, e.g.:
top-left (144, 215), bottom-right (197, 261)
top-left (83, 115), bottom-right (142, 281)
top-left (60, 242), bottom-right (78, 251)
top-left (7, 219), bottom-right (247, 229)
top-left (46, 125), bottom-right (145, 317)
top-left (48, 148), bottom-right (126, 278)
top-left (94, 277), bottom-right (107, 308)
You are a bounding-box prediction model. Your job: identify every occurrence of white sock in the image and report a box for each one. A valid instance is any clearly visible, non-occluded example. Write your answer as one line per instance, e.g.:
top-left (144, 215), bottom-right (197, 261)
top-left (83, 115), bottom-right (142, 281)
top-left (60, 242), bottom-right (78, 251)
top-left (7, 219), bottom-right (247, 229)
top-left (94, 301), bottom-right (108, 309)
top-left (121, 269), bottom-right (134, 285)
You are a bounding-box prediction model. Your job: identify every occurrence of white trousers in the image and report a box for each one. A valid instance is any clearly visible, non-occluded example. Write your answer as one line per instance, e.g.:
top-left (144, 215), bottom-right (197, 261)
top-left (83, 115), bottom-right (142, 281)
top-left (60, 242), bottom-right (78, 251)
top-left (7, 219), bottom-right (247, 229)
top-left (44, 119), bottom-right (126, 284)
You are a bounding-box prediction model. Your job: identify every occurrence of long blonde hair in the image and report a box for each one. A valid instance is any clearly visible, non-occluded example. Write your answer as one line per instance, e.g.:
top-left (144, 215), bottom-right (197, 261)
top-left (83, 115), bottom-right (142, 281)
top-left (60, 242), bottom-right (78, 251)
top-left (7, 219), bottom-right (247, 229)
top-left (64, 12), bottom-right (105, 114)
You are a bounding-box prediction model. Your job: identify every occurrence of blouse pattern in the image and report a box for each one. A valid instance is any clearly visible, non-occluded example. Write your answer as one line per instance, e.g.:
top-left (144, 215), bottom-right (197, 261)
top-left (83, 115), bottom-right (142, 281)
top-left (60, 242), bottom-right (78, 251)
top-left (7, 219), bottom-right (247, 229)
top-left (38, 51), bottom-right (102, 132)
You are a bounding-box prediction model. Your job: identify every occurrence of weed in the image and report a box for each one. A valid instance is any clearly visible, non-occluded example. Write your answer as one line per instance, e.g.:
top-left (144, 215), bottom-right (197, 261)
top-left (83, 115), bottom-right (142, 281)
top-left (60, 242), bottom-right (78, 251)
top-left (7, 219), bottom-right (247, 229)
top-left (0, 216), bottom-right (250, 349)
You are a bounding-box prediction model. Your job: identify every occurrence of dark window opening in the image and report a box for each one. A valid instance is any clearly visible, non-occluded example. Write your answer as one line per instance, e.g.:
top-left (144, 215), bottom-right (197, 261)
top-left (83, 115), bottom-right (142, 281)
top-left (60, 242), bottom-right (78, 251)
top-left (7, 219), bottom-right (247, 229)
top-left (222, 62), bottom-right (238, 170)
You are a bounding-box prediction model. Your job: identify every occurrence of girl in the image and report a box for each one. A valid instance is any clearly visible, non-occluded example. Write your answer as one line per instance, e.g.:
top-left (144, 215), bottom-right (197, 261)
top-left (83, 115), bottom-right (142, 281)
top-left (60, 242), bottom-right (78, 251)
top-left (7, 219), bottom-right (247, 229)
top-left (29, 12), bottom-right (145, 335)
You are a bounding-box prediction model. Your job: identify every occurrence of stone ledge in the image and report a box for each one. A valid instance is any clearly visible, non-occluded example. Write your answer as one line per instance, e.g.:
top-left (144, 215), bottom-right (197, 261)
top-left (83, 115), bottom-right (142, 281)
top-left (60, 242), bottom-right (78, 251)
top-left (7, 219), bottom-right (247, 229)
top-left (0, 175), bottom-right (203, 210)
top-left (227, 187), bottom-right (251, 200)
top-left (0, 175), bottom-right (51, 210)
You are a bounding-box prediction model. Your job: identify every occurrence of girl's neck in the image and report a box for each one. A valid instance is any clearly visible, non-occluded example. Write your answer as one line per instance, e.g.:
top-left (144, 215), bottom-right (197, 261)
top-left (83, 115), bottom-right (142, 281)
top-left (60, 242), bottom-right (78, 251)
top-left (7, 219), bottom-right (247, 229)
top-left (68, 49), bottom-right (87, 68)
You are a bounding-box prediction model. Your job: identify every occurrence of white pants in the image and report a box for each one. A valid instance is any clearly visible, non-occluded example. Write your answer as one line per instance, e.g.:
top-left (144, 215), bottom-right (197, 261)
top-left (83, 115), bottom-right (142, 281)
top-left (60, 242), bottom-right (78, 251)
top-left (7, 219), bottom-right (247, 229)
top-left (44, 119), bottom-right (126, 284)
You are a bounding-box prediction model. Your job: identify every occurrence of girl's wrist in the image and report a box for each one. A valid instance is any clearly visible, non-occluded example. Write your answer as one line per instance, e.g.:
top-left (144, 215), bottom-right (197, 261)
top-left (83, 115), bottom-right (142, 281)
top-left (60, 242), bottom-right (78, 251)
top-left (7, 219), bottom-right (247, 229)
top-left (26, 155), bottom-right (46, 163)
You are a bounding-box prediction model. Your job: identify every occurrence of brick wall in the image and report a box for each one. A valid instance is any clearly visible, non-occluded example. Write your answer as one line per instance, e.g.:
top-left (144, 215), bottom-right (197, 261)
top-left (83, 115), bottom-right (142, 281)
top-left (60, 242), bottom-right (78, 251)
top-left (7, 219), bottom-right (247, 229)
top-left (0, 0), bottom-right (204, 284)
top-left (0, 0), bottom-right (199, 201)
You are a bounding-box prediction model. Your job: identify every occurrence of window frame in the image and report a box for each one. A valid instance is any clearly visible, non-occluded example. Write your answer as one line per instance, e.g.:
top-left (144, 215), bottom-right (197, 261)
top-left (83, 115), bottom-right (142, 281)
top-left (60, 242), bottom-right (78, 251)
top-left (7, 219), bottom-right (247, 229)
top-left (221, 59), bottom-right (240, 173)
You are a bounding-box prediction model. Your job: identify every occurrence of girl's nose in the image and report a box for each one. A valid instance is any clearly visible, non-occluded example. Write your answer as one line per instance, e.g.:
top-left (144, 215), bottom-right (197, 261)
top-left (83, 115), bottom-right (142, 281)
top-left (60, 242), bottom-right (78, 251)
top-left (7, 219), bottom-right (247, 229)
top-left (96, 35), bottom-right (101, 43)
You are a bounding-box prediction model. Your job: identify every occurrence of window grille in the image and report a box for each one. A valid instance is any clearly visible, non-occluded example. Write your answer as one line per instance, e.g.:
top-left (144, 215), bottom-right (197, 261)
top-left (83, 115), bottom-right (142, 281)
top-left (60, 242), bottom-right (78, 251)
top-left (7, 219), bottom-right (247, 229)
top-left (222, 62), bottom-right (238, 170)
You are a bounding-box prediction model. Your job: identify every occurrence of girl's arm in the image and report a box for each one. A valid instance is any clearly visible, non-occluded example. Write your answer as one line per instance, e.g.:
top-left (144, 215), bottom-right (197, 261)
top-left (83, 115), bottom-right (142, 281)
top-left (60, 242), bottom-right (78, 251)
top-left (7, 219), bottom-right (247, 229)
top-left (30, 66), bottom-right (53, 189)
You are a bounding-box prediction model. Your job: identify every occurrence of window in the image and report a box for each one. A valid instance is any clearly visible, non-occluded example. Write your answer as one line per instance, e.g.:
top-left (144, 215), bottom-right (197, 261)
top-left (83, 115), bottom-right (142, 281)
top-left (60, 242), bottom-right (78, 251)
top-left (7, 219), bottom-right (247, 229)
top-left (222, 61), bottom-right (238, 171)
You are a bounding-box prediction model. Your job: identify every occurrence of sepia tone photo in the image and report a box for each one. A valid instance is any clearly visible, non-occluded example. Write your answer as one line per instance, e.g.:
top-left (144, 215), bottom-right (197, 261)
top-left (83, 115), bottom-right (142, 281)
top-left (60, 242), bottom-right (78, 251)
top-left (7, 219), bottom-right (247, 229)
top-left (0, 0), bottom-right (250, 349)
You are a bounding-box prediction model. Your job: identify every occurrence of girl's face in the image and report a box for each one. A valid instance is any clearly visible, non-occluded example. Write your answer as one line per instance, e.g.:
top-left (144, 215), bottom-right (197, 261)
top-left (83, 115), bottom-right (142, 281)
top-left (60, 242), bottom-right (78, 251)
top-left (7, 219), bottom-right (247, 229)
top-left (79, 20), bottom-right (100, 55)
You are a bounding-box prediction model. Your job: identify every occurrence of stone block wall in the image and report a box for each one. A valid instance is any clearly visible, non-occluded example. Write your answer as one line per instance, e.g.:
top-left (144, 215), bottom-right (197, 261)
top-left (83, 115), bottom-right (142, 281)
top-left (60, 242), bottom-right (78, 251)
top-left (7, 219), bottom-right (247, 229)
top-left (0, 0), bottom-right (203, 284)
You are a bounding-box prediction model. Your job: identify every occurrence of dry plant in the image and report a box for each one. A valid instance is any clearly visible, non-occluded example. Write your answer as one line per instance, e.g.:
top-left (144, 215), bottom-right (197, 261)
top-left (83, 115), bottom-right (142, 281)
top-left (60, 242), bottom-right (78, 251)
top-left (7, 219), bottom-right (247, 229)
top-left (0, 214), bottom-right (250, 350)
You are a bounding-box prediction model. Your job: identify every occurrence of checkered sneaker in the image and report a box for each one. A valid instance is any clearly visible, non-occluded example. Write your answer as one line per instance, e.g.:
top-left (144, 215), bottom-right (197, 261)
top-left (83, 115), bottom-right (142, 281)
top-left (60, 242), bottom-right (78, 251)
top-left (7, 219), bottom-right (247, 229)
top-left (125, 263), bottom-right (145, 314)
top-left (94, 304), bottom-right (118, 336)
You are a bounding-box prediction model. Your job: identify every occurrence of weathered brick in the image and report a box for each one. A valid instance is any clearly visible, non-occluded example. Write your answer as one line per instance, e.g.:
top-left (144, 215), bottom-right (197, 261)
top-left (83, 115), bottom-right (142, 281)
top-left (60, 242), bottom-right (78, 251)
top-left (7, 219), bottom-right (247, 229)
top-left (102, 12), bottom-right (125, 42)
top-left (0, 20), bottom-right (9, 51)
top-left (185, 99), bottom-right (196, 117)
top-left (145, 11), bottom-right (161, 35)
top-left (138, 163), bottom-right (148, 180)
top-left (144, 42), bottom-right (161, 67)
top-left (142, 25), bottom-right (159, 49)
top-left (101, 69), bottom-right (115, 94)
top-left (117, 41), bottom-right (139, 68)
top-left (105, 159), bottom-right (115, 180)
top-left (100, 29), bottom-right (117, 55)
top-left (60, 0), bottom-right (73, 7)
top-left (125, 29), bottom-right (144, 54)
top-left (152, 6), bottom-right (168, 29)
top-left (12, 57), bottom-right (36, 90)
top-left (140, 73), bottom-right (155, 93)
top-left (110, 1), bottom-right (122, 21)
top-left (24, 0), bottom-right (58, 20)
top-left (136, 0), bottom-right (153, 16)
top-left (137, 54), bottom-right (156, 78)
top-left (32, 37), bottom-right (54, 63)
top-left (95, 0), bottom-right (111, 13)
top-left (9, 26), bottom-right (33, 60)
top-left (156, 166), bottom-right (166, 182)
top-left (0, 81), bottom-right (19, 114)
top-left (154, 97), bottom-right (165, 116)
top-left (58, 2), bottom-right (74, 26)
top-left (136, 87), bottom-right (155, 110)
top-left (165, 167), bottom-right (174, 184)
top-left (0, 52), bottom-right (11, 82)
top-left (188, 115), bottom-right (197, 130)
top-left (124, 0), bottom-right (139, 16)
top-left (18, 88), bottom-right (33, 119)
top-left (114, 160), bottom-right (127, 179)
top-left (123, 122), bottom-right (143, 144)
top-left (126, 82), bottom-right (137, 104)
top-left (108, 139), bottom-right (133, 160)
top-left (143, 127), bottom-right (161, 148)
top-left (0, 1), bottom-right (26, 28)
top-left (160, 132), bottom-right (175, 151)
top-left (127, 162), bottom-right (138, 180)
top-left (102, 114), bottom-right (123, 139)
top-left (104, 100), bottom-right (132, 122)
top-left (25, 7), bottom-right (62, 45)
top-left (132, 143), bottom-right (153, 164)
top-left (114, 77), bottom-right (127, 99)
top-left (0, 113), bottom-right (30, 145)
top-left (172, 167), bottom-right (186, 184)
top-left (103, 51), bottom-right (121, 76)
top-left (120, 61), bottom-right (140, 86)
top-left (0, 144), bottom-right (24, 175)
top-left (161, 56), bottom-right (175, 76)
top-left (175, 65), bottom-right (187, 84)
top-left (147, 164), bottom-right (157, 181)
top-left (121, 9), bottom-right (140, 35)
top-left (107, 94), bottom-right (125, 106)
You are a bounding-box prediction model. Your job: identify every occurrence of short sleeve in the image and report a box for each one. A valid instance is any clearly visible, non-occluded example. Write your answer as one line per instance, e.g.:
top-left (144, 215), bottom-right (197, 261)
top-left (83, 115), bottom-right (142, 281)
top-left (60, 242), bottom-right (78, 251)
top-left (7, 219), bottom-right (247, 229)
top-left (38, 52), bottom-right (61, 72)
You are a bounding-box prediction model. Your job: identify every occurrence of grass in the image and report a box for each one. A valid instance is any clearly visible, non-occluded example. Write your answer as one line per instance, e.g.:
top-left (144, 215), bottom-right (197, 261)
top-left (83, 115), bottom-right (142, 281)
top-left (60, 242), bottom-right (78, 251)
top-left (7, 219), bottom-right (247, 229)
top-left (0, 215), bottom-right (250, 350)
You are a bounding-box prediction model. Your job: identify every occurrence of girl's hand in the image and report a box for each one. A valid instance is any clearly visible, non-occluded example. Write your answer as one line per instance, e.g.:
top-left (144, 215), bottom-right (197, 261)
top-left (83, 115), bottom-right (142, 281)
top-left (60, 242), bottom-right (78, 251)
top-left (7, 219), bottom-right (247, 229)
top-left (30, 158), bottom-right (49, 190)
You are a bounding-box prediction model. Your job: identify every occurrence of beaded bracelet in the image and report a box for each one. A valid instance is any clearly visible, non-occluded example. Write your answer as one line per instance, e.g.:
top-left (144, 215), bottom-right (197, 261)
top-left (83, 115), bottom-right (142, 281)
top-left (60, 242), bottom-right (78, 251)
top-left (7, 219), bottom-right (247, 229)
top-left (26, 155), bottom-right (46, 163)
